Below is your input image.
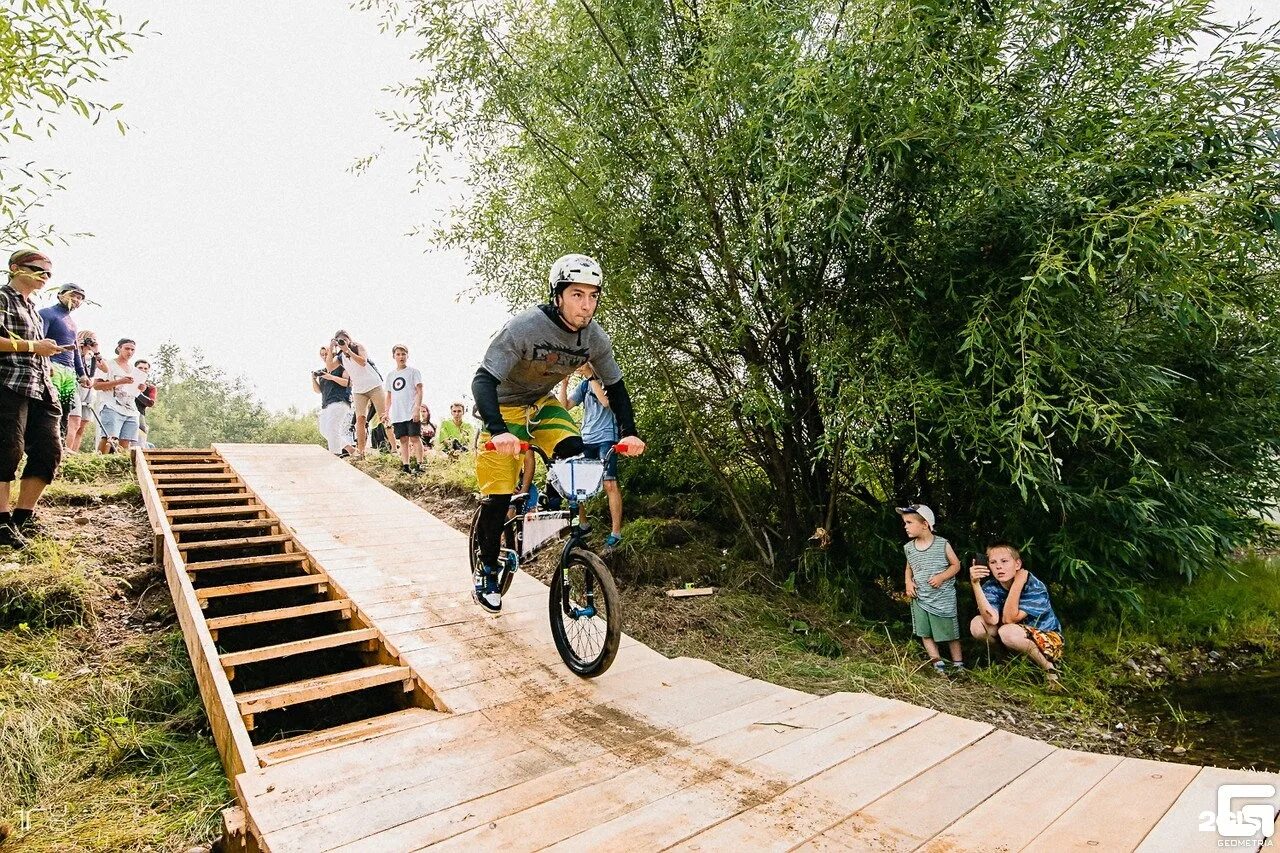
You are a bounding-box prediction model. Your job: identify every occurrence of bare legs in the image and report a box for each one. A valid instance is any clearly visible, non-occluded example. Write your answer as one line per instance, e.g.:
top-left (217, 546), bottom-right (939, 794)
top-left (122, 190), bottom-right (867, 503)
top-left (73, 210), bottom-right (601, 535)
top-left (968, 615), bottom-right (1054, 673)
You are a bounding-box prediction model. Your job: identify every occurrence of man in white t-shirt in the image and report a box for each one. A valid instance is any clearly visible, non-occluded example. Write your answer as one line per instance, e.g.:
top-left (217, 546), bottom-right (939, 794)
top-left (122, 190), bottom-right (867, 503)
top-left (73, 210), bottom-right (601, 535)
top-left (326, 329), bottom-right (387, 458)
top-left (91, 338), bottom-right (145, 453)
top-left (383, 344), bottom-right (424, 473)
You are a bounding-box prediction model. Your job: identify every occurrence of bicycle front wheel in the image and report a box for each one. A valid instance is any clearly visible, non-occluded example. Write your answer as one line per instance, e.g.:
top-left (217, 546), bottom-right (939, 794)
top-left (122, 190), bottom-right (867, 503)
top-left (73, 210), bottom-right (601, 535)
top-left (549, 548), bottom-right (621, 677)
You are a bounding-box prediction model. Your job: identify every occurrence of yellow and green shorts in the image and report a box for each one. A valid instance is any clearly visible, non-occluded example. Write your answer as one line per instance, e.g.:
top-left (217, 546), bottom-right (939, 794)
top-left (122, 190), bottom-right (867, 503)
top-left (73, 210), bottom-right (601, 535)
top-left (476, 395), bottom-right (578, 496)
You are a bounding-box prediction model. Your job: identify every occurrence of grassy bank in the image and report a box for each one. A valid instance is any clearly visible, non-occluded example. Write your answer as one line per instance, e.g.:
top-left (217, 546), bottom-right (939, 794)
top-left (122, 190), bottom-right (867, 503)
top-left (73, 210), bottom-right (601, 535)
top-left (0, 454), bottom-right (228, 851)
top-left (359, 452), bottom-right (1280, 766)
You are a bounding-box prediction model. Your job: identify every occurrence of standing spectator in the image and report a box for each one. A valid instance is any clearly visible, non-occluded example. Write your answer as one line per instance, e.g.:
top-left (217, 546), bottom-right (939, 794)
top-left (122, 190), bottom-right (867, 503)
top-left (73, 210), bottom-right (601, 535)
top-left (133, 358), bottom-right (157, 439)
top-left (37, 282), bottom-right (88, 440)
top-left (559, 363), bottom-right (625, 547)
top-left (327, 330), bottom-right (386, 458)
top-left (0, 250), bottom-right (65, 547)
top-left (383, 345), bottom-right (424, 473)
top-left (417, 403), bottom-right (437, 454)
top-left (435, 401), bottom-right (474, 454)
top-left (897, 504), bottom-right (965, 675)
top-left (312, 345), bottom-right (356, 457)
top-left (92, 338), bottom-right (144, 453)
top-left (66, 329), bottom-right (105, 452)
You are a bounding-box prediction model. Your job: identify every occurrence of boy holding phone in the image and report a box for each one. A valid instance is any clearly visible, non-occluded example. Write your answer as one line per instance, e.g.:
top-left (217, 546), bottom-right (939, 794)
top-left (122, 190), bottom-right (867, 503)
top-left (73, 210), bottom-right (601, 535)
top-left (969, 543), bottom-right (1064, 690)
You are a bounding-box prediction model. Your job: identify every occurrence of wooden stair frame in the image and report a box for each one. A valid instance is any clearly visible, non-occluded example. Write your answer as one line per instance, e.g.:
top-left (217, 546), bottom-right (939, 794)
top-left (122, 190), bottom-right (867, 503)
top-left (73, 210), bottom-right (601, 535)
top-left (133, 447), bottom-right (439, 793)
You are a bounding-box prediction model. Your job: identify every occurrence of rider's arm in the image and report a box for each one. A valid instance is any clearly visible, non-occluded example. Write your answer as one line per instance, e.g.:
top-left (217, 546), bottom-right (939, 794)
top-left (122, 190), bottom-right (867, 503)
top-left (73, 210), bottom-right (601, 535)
top-left (557, 375), bottom-right (570, 410)
top-left (601, 377), bottom-right (638, 438)
top-left (472, 367), bottom-right (508, 436)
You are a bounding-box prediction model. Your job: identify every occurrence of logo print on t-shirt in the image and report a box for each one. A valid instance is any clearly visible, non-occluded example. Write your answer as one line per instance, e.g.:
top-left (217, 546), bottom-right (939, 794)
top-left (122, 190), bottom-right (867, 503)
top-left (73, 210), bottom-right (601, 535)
top-left (392, 377), bottom-right (407, 391)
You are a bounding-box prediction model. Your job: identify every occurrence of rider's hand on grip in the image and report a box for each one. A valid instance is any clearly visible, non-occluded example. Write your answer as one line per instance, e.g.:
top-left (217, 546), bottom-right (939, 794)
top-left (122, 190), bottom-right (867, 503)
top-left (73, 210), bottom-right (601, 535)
top-left (484, 434), bottom-right (528, 456)
top-left (615, 436), bottom-right (646, 457)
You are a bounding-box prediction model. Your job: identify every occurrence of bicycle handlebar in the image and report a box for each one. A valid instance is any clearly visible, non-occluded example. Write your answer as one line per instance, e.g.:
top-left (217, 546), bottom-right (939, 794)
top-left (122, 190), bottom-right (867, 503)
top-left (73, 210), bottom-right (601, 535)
top-left (483, 440), bottom-right (629, 459)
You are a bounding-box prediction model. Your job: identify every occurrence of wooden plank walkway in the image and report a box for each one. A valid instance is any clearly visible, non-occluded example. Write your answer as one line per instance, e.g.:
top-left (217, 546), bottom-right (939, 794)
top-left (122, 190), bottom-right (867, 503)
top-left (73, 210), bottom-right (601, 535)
top-left (205, 444), bottom-right (1277, 851)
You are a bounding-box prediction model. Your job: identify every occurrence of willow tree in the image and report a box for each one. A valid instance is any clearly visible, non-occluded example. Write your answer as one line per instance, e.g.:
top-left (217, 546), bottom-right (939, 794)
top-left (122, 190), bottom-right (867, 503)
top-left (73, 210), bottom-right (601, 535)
top-left (1, 1), bottom-right (137, 244)
top-left (366, 0), bottom-right (1280, 596)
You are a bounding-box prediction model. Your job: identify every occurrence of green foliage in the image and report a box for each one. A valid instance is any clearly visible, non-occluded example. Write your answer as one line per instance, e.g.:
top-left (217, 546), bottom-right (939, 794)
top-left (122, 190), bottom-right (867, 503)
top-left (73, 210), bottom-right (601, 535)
top-left (146, 344), bottom-right (325, 448)
top-left (369, 0), bottom-right (1280, 602)
top-left (0, 1), bottom-right (141, 244)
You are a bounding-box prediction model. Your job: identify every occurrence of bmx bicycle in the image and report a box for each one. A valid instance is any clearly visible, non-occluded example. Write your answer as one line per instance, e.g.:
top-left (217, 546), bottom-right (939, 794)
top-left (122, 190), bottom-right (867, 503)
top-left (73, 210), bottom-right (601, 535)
top-left (468, 442), bottom-right (623, 677)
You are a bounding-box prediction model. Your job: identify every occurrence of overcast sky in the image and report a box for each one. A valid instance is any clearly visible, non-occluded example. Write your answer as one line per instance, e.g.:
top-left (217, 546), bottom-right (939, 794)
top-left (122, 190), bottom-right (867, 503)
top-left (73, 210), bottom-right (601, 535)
top-left (14, 2), bottom-right (511, 419)
top-left (10, 1), bottom-right (1274, 418)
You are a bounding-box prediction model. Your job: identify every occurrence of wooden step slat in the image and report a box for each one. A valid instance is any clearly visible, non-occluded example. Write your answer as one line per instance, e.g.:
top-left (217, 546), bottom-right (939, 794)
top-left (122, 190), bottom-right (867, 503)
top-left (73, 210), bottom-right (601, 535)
top-left (157, 483), bottom-right (241, 491)
top-left (147, 461), bottom-right (232, 468)
top-left (166, 506), bottom-right (264, 520)
top-left (196, 573), bottom-right (329, 605)
top-left (205, 598), bottom-right (351, 631)
top-left (254, 707), bottom-right (446, 766)
top-left (171, 519), bottom-right (276, 534)
top-left (186, 552), bottom-right (306, 573)
top-left (163, 494), bottom-right (253, 506)
top-left (180, 533), bottom-right (293, 552)
top-left (220, 628), bottom-right (378, 669)
top-left (153, 473), bottom-right (239, 482)
top-left (236, 664), bottom-right (412, 716)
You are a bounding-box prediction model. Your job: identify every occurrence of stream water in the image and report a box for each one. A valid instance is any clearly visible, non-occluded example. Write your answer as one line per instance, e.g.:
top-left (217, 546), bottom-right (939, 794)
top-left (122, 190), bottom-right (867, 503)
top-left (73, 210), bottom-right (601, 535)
top-left (1132, 663), bottom-right (1280, 772)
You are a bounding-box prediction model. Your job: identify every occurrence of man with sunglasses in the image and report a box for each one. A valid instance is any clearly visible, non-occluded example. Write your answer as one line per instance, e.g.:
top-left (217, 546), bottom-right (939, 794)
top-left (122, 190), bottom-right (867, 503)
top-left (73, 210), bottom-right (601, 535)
top-left (0, 250), bottom-right (67, 547)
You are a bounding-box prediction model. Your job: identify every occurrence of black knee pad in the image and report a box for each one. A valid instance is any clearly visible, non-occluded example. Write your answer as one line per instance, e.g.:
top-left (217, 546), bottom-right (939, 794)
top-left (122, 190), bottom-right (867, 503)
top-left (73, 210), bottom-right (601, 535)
top-left (552, 436), bottom-right (585, 460)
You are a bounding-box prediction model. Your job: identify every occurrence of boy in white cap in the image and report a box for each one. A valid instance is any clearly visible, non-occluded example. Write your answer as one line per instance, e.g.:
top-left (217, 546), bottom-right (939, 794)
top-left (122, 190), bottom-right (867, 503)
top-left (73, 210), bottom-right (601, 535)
top-left (897, 504), bottom-right (964, 674)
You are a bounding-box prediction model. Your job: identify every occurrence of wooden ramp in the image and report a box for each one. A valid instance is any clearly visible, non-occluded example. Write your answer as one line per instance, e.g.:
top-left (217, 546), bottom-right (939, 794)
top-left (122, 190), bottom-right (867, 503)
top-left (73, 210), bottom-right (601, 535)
top-left (136, 444), bottom-right (1279, 852)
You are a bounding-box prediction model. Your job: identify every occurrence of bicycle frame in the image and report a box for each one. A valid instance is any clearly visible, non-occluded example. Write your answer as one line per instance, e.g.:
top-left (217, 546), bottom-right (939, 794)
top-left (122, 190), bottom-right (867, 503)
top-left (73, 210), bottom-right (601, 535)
top-left (491, 442), bottom-right (621, 570)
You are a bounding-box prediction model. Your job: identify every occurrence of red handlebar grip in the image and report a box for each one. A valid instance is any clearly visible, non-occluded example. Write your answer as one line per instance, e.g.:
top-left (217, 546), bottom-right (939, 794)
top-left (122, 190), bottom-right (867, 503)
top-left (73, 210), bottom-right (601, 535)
top-left (484, 440), bottom-right (531, 451)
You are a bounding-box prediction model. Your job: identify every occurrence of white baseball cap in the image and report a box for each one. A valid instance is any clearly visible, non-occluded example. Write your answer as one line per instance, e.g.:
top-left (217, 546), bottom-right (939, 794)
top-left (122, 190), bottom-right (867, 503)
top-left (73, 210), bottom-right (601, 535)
top-left (895, 504), bottom-right (936, 529)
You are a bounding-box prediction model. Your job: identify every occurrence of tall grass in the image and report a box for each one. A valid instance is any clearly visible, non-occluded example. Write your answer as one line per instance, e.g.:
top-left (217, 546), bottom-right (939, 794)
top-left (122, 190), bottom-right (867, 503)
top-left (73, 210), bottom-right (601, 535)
top-left (0, 474), bottom-right (229, 849)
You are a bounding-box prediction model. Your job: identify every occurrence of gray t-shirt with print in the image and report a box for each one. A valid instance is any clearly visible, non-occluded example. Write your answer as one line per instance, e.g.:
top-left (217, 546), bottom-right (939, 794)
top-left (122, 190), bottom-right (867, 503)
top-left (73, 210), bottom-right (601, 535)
top-left (481, 306), bottom-right (623, 406)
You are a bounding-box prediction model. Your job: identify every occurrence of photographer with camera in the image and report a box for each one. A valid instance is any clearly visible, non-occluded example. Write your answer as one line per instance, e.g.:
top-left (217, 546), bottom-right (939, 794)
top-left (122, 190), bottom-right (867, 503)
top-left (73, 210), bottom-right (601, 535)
top-left (91, 338), bottom-right (145, 453)
top-left (66, 330), bottom-right (106, 452)
top-left (312, 344), bottom-right (356, 457)
top-left (325, 329), bottom-right (386, 459)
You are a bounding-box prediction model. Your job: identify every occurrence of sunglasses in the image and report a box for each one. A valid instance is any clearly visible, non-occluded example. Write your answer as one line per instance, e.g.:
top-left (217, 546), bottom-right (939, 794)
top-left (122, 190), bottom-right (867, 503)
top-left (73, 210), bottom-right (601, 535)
top-left (18, 265), bottom-right (52, 280)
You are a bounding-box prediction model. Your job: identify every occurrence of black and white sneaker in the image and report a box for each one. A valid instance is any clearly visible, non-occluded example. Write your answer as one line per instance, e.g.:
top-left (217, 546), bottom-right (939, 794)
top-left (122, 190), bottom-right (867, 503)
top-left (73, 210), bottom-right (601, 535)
top-left (471, 565), bottom-right (502, 613)
top-left (0, 523), bottom-right (28, 551)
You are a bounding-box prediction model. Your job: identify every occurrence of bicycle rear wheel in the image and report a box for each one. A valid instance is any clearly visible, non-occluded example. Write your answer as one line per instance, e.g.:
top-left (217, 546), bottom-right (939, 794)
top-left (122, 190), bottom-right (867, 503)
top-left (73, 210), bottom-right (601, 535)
top-left (468, 504), bottom-right (517, 595)
top-left (548, 548), bottom-right (621, 677)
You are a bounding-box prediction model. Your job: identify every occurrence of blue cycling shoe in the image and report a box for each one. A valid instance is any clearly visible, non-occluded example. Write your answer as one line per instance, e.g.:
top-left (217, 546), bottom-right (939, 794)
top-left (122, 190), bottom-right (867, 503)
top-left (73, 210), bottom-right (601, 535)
top-left (604, 533), bottom-right (622, 548)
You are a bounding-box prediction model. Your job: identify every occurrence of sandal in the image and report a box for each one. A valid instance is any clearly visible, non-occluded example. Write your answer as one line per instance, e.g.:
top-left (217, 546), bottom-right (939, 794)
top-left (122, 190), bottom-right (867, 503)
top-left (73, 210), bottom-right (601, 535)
top-left (1043, 663), bottom-right (1066, 693)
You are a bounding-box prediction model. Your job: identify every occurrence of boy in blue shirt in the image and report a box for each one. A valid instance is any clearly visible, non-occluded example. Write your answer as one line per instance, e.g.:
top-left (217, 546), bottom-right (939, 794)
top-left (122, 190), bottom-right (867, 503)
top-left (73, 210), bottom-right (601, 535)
top-left (969, 542), bottom-right (1064, 690)
top-left (559, 362), bottom-right (623, 547)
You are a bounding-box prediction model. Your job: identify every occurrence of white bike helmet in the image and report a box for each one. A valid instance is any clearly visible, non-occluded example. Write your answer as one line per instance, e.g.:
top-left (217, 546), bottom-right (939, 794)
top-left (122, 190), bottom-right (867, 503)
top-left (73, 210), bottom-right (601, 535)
top-left (548, 254), bottom-right (603, 299)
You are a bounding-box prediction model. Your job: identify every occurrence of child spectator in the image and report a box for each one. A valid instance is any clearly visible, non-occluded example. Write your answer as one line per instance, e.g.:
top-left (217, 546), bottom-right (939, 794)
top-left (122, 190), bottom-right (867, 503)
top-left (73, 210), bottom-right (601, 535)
top-left (384, 345), bottom-right (424, 473)
top-left (897, 504), bottom-right (964, 675)
top-left (969, 543), bottom-right (1064, 690)
top-left (559, 363), bottom-right (624, 547)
